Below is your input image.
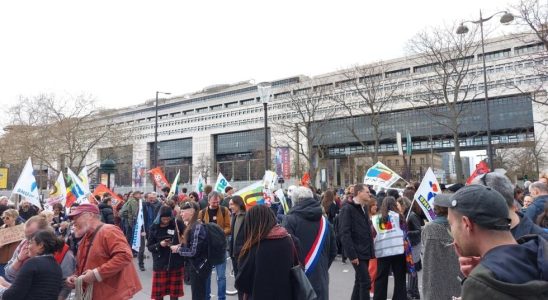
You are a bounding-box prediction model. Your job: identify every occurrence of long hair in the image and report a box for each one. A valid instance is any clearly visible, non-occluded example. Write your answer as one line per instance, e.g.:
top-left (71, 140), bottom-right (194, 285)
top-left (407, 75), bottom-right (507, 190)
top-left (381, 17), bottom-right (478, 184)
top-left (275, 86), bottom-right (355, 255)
top-left (181, 202), bottom-right (200, 244)
top-left (231, 195), bottom-right (246, 212)
top-left (321, 189), bottom-right (335, 214)
top-left (380, 196), bottom-right (399, 223)
top-left (238, 205), bottom-right (277, 262)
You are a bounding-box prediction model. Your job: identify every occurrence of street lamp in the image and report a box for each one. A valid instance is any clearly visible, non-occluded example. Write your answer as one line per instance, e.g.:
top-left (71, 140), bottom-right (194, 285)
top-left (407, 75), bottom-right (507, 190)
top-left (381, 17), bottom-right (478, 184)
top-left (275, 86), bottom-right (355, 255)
top-left (153, 91), bottom-right (171, 173)
top-left (257, 82), bottom-right (272, 172)
top-left (456, 10), bottom-right (514, 170)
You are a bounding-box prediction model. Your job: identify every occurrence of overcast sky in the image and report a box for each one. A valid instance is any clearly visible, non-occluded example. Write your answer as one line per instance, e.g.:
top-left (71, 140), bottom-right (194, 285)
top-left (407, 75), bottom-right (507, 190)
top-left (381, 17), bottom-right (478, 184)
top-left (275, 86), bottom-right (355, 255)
top-left (0, 0), bottom-right (516, 117)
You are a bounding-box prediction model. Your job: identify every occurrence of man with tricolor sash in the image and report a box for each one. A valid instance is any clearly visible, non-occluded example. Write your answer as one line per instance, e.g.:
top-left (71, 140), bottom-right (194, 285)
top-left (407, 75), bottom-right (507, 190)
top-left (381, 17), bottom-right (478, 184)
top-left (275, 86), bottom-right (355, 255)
top-left (282, 186), bottom-right (337, 300)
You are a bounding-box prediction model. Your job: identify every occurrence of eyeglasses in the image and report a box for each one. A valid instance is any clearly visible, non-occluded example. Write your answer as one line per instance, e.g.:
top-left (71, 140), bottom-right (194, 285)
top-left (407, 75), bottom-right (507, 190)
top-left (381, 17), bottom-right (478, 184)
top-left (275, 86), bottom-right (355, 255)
top-left (1, 216), bottom-right (8, 220)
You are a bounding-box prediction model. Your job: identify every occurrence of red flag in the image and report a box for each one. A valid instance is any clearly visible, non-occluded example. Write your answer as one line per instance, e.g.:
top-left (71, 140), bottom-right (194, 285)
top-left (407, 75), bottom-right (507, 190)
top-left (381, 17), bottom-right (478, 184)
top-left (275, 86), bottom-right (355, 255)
top-left (301, 172), bottom-right (310, 187)
top-left (466, 161), bottom-right (490, 185)
top-left (92, 184), bottom-right (123, 205)
top-left (148, 167), bottom-right (171, 190)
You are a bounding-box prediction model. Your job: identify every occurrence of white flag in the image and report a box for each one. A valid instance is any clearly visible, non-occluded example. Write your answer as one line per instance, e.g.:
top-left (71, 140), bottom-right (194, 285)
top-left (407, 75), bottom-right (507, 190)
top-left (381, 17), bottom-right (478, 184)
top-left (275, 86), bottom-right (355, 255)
top-left (78, 166), bottom-right (91, 195)
top-left (168, 170), bottom-right (180, 199)
top-left (413, 167), bottom-right (441, 222)
top-left (275, 189), bottom-right (289, 214)
top-left (67, 168), bottom-right (90, 204)
top-left (215, 172), bottom-right (231, 193)
top-left (132, 200), bottom-right (144, 252)
top-left (12, 158), bottom-right (41, 208)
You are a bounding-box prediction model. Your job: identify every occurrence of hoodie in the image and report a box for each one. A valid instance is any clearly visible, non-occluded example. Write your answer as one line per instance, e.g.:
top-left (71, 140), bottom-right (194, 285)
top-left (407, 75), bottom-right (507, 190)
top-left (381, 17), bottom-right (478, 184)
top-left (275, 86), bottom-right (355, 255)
top-left (462, 235), bottom-right (548, 300)
top-left (282, 197), bottom-right (337, 300)
top-left (511, 211), bottom-right (548, 240)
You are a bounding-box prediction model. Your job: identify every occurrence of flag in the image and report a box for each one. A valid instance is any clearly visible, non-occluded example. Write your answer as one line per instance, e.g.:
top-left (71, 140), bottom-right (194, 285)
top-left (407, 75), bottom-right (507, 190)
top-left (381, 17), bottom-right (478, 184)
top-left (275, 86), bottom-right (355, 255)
top-left (363, 161), bottom-right (402, 188)
top-left (66, 168), bottom-right (89, 207)
top-left (275, 189), bottom-right (289, 214)
top-left (466, 160), bottom-right (490, 185)
top-left (234, 181), bottom-right (265, 209)
top-left (132, 200), bottom-right (144, 252)
top-left (263, 170), bottom-right (277, 190)
top-left (413, 167), bottom-right (441, 222)
top-left (406, 132), bottom-right (412, 156)
top-left (396, 132), bottom-right (403, 156)
top-left (196, 173), bottom-right (205, 199)
top-left (92, 184), bottom-right (123, 206)
top-left (214, 173), bottom-right (231, 193)
top-left (12, 157), bottom-right (40, 208)
top-left (167, 170), bottom-right (180, 199)
top-left (77, 166), bottom-right (91, 195)
top-left (148, 167), bottom-right (170, 190)
top-left (47, 171), bottom-right (66, 206)
top-left (301, 172), bottom-right (310, 187)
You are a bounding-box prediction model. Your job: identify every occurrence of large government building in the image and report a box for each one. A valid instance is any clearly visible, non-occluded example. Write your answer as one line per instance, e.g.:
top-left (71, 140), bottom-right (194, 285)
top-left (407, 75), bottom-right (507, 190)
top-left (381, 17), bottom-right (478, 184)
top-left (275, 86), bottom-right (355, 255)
top-left (85, 33), bottom-right (547, 190)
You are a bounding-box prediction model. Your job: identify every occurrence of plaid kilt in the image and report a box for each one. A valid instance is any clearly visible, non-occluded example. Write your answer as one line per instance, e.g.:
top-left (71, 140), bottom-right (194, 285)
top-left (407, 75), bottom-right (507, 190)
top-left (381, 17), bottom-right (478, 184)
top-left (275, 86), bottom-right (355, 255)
top-left (151, 267), bottom-right (184, 299)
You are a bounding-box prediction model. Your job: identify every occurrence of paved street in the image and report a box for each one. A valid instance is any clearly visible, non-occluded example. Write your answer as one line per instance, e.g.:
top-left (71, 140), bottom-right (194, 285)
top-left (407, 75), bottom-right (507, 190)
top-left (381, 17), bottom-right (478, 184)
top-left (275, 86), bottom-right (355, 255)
top-left (132, 251), bottom-right (418, 299)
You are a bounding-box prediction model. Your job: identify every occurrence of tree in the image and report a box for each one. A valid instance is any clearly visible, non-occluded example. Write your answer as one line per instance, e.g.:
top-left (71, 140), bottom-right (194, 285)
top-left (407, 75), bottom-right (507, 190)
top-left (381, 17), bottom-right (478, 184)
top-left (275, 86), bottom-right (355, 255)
top-left (513, 0), bottom-right (548, 50)
top-left (334, 63), bottom-right (400, 163)
top-left (193, 153), bottom-right (212, 184)
top-left (407, 24), bottom-right (481, 183)
top-left (3, 94), bottom-right (133, 179)
top-left (271, 81), bottom-right (335, 186)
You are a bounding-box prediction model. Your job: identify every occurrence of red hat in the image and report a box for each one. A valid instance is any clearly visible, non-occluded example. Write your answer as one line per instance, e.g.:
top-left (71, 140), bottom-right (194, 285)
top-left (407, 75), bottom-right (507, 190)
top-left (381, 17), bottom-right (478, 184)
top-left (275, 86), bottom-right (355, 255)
top-left (68, 203), bottom-right (100, 219)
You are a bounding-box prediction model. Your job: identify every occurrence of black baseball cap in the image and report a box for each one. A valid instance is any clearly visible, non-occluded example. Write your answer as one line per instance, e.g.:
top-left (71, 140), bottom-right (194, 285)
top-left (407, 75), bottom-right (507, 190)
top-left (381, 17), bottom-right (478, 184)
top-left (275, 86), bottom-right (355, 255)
top-left (181, 201), bottom-right (199, 210)
top-left (449, 184), bottom-right (511, 231)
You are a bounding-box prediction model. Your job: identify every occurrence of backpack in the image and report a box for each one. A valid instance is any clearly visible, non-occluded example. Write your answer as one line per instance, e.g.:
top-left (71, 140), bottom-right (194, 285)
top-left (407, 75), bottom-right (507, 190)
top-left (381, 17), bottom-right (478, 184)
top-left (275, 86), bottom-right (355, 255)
top-left (200, 207), bottom-right (229, 265)
top-left (203, 223), bottom-right (227, 265)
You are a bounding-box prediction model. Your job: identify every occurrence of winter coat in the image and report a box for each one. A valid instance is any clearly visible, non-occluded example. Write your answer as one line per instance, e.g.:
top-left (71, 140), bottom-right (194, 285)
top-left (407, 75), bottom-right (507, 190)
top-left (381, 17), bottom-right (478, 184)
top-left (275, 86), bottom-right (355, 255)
top-left (525, 194), bottom-right (548, 224)
top-left (462, 235), bottom-right (548, 299)
top-left (98, 203), bottom-right (115, 225)
top-left (324, 201), bottom-right (339, 224)
top-left (176, 222), bottom-right (209, 272)
top-left (339, 202), bottom-right (374, 260)
top-left (143, 200), bottom-right (163, 235)
top-left (229, 211), bottom-right (245, 259)
top-left (147, 219), bottom-right (186, 271)
top-left (421, 220), bottom-right (461, 300)
top-left (235, 225), bottom-right (294, 300)
top-left (283, 197), bottom-right (337, 300)
top-left (512, 211), bottom-right (548, 240)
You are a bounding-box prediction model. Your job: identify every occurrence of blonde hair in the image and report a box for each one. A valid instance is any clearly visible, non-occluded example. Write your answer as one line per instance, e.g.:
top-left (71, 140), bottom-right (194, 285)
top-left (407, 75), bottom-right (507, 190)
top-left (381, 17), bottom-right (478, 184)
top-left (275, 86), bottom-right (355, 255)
top-left (2, 209), bottom-right (19, 219)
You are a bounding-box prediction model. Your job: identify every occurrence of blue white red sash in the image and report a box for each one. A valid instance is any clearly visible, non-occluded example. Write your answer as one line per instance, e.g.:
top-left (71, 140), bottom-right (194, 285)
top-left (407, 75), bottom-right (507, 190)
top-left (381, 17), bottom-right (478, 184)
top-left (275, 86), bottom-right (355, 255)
top-left (304, 216), bottom-right (328, 275)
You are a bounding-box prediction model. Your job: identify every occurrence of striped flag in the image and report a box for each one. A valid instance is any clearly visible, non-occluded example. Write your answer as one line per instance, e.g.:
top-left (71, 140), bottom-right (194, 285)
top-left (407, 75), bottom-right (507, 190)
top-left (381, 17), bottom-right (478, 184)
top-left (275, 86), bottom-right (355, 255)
top-left (234, 181), bottom-right (264, 209)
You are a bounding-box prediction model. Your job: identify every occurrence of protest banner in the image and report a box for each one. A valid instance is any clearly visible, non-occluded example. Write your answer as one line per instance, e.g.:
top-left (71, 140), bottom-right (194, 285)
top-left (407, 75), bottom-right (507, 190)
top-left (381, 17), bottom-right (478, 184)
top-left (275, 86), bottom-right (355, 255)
top-left (214, 173), bottom-right (231, 193)
top-left (363, 161), bottom-right (402, 188)
top-left (413, 167), bottom-right (441, 221)
top-left (148, 167), bottom-right (171, 190)
top-left (0, 224), bottom-right (25, 247)
top-left (12, 158), bottom-right (40, 208)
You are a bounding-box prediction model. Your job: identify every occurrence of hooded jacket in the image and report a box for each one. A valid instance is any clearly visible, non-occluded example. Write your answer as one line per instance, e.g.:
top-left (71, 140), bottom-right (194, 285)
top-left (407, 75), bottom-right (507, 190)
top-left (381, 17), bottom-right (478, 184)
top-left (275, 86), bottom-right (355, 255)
top-left (511, 211), bottom-right (548, 240)
top-left (525, 194), bottom-right (548, 224)
top-left (462, 235), bottom-right (548, 300)
top-left (282, 197), bottom-right (337, 300)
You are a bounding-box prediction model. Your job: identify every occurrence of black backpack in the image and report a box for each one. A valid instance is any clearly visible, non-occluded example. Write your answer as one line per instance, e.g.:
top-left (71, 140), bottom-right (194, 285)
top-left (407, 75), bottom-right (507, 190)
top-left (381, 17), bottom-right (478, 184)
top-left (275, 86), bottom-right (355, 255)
top-left (203, 223), bottom-right (227, 265)
top-left (200, 208), bottom-right (228, 266)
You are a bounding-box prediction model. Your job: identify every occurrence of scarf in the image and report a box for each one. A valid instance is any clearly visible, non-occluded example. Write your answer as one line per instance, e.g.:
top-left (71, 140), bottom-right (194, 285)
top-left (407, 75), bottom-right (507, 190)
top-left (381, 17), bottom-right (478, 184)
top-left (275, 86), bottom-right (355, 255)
top-left (432, 216), bottom-right (449, 225)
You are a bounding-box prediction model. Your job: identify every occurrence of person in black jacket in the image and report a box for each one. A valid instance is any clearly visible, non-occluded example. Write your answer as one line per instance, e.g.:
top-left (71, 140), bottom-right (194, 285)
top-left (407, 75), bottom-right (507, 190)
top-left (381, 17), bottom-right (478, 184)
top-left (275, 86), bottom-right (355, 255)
top-left (339, 183), bottom-right (375, 300)
top-left (0, 229), bottom-right (63, 300)
top-left (283, 186), bottom-right (337, 300)
top-left (148, 206), bottom-right (186, 300)
top-left (228, 195), bottom-right (246, 300)
top-left (398, 197), bottom-right (422, 300)
top-left (99, 197), bottom-right (115, 225)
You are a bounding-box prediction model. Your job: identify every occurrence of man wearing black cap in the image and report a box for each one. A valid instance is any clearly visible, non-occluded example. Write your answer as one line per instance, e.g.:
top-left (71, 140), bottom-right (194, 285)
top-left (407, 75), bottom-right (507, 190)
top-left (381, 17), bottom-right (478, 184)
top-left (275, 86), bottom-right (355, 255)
top-left (447, 185), bottom-right (548, 299)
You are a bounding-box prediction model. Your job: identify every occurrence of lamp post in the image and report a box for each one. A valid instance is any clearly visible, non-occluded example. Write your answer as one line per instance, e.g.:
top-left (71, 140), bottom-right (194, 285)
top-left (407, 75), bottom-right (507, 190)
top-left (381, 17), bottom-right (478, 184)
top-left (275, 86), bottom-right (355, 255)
top-left (257, 82), bottom-right (272, 172)
top-left (456, 10), bottom-right (514, 170)
top-left (153, 91), bottom-right (171, 191)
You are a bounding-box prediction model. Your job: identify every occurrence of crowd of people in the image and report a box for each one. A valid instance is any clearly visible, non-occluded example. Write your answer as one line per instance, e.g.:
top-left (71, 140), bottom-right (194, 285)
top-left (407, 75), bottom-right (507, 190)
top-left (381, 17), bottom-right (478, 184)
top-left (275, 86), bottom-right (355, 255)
top-left (0, 171), bottom-right (546, 299)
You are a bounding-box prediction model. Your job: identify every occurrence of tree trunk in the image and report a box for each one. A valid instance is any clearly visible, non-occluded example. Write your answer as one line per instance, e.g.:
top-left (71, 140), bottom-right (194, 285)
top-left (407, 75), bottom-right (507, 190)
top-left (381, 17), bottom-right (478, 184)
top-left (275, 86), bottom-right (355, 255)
top-left (453, 132), bottom-right (465, 183)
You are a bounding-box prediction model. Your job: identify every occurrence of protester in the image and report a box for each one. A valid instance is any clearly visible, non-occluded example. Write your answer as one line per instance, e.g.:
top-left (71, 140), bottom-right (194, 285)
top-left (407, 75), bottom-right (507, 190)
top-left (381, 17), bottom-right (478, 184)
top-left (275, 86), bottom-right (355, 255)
top-left (339, 183), bottom-right (375, 300)
top-left (141, 191), bottom-right (163, 271)
top-left (170, 201), bottom-right (211, 300)
top-left (199, 185), bottom-right (213, 209)
top-left (372, 196), bottom-right (407, 300)
top-left (188, 192), bottom-right (199, 204)
top-left (235, 205), bottom-right (294, 300)
top-left (98, 196), bottom-right (114, 224)
top-left (523, 195), bottom-right (534, 209)
top-left (4, 215), bottom-right (50, 282)
top-left (120, 191), bottom-right (142, 252)
top-left (228, 195), bottom-right (246, 300)
top-left (367, 197), bottom-right (378, 296)
top-left (421, 194), bottom-right (461, 300)
top-left (0, 197), bottom-right (9, 227)
top-left (66, 203), bottom-right (142, 299)
top-left (148, 206), bottom-right (186, 300)
top-left (525, 182), bottom-right (548, 222)
top-left (471, 173), bottom-right (548, 240)
top-left (448, 185), bottom-right (548, 299)
top-left (536, 201), bottom-right (548, 228)
top-left (283, 186), bottom-right (337, 300)
top-left (0, 209), bottom-right (22, 277)
top-left (0, 230), bottom-right (63, 299)
top-left (321, 189), bottom-right (340, 224)
top-left (51, 203), bottom-right (67, 235)
top-left (221, 186), bottom-right (235, 207)
top-left (198, 191), bottom-right (230, 300)
top-left (18, 200), bottom-right (39, 221)
top-left (398, 197), bottom-right (422, 300)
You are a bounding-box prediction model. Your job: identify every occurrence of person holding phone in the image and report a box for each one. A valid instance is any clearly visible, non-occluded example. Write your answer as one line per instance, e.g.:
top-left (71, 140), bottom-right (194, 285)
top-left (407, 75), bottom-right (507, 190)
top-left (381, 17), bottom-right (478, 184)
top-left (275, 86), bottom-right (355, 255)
top-left (148, 206), bottom-right (186, 300)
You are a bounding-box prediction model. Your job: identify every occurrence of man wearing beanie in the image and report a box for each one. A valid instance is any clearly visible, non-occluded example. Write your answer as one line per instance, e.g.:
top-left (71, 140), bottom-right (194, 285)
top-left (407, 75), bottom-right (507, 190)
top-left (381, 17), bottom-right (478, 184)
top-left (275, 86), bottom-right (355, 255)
top-left (447, 185), bottom-right (548, 299)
